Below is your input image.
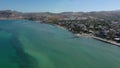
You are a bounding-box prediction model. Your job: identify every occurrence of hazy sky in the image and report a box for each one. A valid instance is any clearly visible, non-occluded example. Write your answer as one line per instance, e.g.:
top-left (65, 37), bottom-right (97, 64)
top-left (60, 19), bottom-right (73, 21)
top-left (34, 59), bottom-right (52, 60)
top-left (0, 0), bottom-right (120, 12)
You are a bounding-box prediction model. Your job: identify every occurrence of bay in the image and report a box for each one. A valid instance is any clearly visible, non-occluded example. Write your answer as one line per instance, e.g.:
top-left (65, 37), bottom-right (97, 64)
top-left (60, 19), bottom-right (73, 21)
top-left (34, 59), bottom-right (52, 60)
top-left (0, 20), bottom-right (120, 68)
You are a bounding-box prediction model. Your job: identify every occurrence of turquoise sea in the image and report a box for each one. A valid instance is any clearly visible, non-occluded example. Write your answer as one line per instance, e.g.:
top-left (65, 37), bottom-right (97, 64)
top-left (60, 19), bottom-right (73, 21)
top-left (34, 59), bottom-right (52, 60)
top-left (0, 20), bottom-right (120, 68)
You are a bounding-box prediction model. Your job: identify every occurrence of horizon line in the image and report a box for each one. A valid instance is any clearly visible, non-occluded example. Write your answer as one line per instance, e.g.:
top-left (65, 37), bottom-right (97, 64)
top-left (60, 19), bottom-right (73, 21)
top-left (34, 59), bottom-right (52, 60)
top-left (0, 9), bottom-right (120, 13)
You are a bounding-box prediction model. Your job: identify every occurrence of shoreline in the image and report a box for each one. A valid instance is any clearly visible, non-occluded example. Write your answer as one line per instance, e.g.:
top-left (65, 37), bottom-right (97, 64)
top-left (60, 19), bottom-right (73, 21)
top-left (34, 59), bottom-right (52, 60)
top-left (92, 36), bottom-right (120, 47)
top-left (74, 33), bottom-right (120, 47)
top-left (5, 20), bottom-right (120, 47)
top-left (1, 19), bottom-right (120, 47)
top-left (55, 24), bottom-right (120, 47)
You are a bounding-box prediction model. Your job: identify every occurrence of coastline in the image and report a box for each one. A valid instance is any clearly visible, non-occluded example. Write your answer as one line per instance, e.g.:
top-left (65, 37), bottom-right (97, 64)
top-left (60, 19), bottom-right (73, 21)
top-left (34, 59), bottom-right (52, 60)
top-left (74, 33), bottom-right (120, 47)
top-left (54, 24), bottom-right (120, 47)
top-left (49, 23), bottom-right (120, 47)
top-left (1, 19), bottom-right (120, 47)
top-left (92, 36), bottom-right (120, 47)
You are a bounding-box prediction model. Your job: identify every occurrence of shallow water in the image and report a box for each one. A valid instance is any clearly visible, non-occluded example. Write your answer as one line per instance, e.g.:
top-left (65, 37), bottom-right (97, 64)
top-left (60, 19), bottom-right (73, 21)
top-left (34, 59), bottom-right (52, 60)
top-left (0, 20), bottom-right (120, 68)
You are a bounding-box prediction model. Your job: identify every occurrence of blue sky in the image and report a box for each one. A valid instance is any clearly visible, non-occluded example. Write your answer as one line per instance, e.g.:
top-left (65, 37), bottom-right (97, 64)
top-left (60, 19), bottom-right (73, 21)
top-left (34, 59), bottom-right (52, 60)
top-left (0, 0), bottom-right (120, 12)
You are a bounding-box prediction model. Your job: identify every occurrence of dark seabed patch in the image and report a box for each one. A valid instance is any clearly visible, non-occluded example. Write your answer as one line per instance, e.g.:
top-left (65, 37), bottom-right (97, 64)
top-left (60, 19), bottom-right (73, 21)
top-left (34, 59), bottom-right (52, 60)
top-left (10, 34), bottom-right (39, 68)
top-left (0, 28), bottom-right (38, 68)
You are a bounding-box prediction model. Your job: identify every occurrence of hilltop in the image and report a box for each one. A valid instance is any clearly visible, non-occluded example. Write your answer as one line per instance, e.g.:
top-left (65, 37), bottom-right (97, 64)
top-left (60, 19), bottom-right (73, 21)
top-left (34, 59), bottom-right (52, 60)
top-left (0, 10), bottom-right (120, 21)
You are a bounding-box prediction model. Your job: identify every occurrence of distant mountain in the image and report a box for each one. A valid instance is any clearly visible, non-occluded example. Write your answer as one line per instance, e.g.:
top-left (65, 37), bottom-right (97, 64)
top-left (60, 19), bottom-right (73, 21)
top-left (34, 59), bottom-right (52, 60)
top-left (0, 10), bottom-right (120, 21)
